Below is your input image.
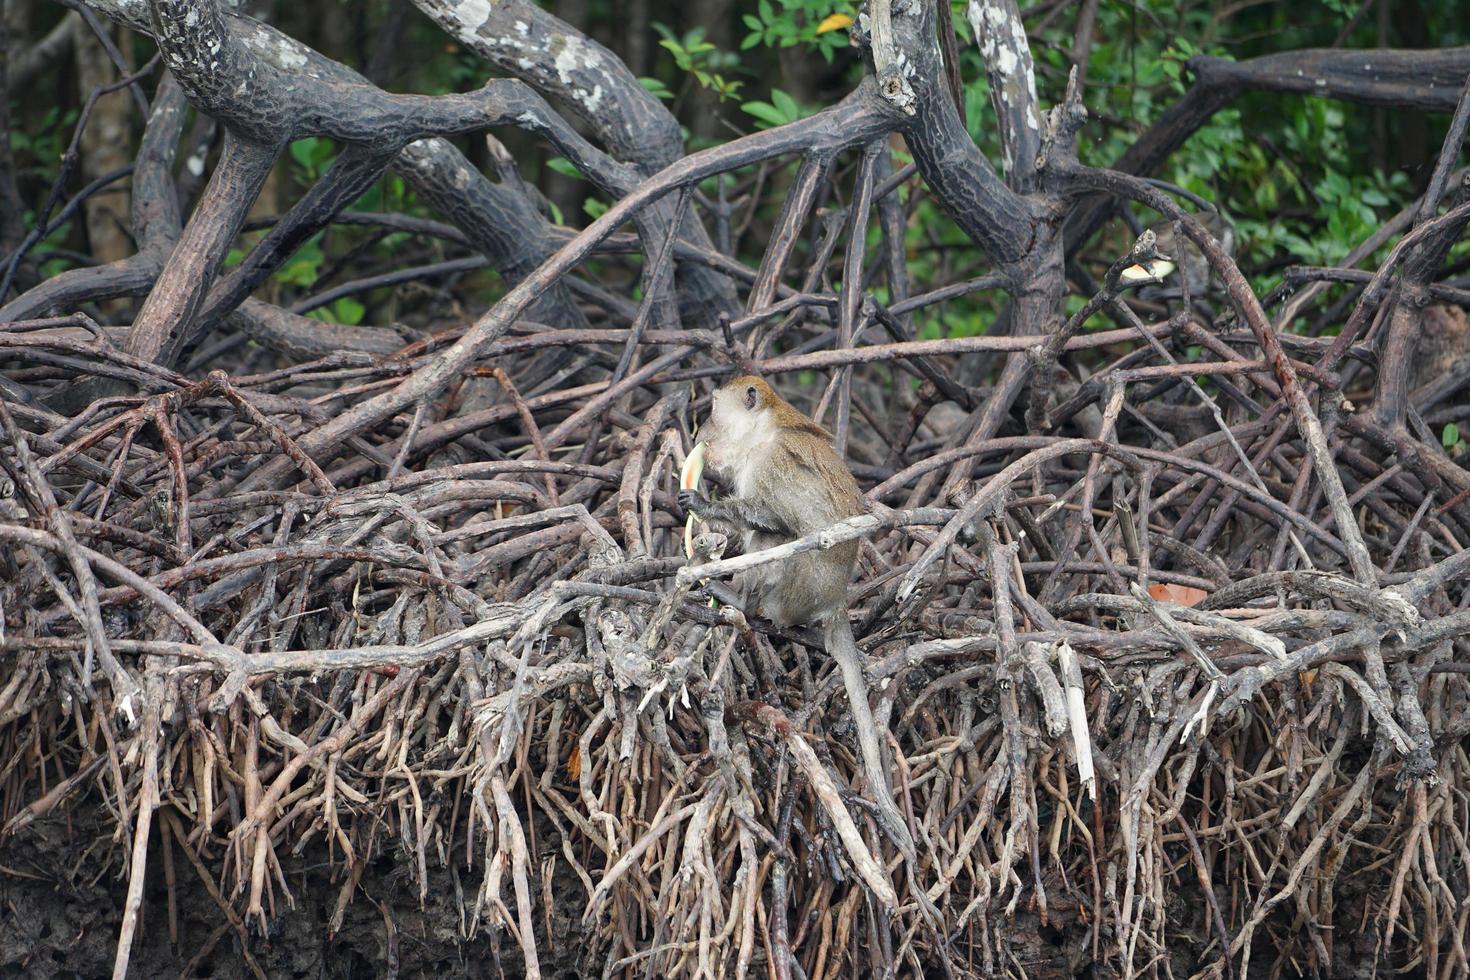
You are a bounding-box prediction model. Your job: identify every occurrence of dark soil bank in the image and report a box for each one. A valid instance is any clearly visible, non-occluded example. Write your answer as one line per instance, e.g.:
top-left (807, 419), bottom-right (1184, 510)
top-left (0, 810), bottom-right (584, 979)
top-left (0, 801), bottom-right (1391, 979)
top-left (1, 808), bottom-right (1085, 979)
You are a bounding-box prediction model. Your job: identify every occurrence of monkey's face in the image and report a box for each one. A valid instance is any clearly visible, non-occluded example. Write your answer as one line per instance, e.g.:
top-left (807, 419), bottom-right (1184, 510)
top-left (705, 377), bottom-right (778, 474)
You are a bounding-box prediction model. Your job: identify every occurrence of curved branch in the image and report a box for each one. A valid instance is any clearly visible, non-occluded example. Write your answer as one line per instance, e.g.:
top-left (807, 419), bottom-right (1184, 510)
top-left (885, 0), bottom-right (1042, 269)
top-left (410, 0), bottom-right (680, 169)
top-left (123, 132), bottom-right (278, 367)
top-left (394, 140), bottom-right (587, 329)
top-left (409, 0), bottom-right (739, 318)
top-left (1191, 47), bottom-right (1470, 112)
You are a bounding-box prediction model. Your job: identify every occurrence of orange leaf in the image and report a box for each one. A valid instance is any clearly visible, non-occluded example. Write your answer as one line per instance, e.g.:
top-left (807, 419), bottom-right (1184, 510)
top-left (1147, 583), bottom-right (1208, 607)
top-left (816, 13), bottom-right (853, 33)
top-left (566, 742), bottom-right (581, 781)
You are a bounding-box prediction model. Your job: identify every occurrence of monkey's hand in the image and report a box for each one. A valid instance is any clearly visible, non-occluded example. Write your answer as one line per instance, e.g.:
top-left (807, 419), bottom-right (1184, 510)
top-left (678, 489), bottom-right (711, 518)
top-left (683, 492), bottom-right (794, 537)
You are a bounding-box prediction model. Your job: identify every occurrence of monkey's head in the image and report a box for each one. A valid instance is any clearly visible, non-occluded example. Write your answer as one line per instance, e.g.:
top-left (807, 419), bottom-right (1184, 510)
top-left (712, 375), bottom-right (777, 417)
top-left (705, 375), bottom-right (831, 461)
top-left (706, 375), bottom-right (780, 457)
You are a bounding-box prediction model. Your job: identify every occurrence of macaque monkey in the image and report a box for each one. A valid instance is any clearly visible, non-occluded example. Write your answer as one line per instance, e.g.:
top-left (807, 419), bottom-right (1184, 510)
top-left (680, 375), bottom-right (913, 853)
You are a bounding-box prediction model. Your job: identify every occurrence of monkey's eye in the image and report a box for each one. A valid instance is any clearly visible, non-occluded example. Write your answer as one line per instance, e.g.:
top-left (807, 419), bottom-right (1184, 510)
top-left (745, 385), bottom-right (757, 410)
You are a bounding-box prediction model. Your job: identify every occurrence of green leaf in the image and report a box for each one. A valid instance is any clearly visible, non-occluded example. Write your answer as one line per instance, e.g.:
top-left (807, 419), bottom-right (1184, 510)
top-left (583, 197), bottom-right (609, 219)
top-left (740, 101), bottom-right (789, 128)
top-left (276, 235), bottom-right (325, 288)
top-left (771, 88), bottom-right (799, 119)
top-left (278, 260), bottom-right (319, 288)
top-left (289, 138), bottom-right (321, 169)
top-left (545, 157), bottom-right (582, 178)
top-left (332, 297), bottom-right (366, 326)
top-left (288, 137), bottom-right (333, 175)
top-left (1444, 423), bottom-right (1461, 449)
top-left (639, 76), bottom-right (675, 100)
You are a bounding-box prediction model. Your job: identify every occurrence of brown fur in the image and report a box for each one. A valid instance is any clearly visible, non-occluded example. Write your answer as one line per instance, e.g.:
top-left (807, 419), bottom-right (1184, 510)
top-left (701, 376), bottom-right (865, 627)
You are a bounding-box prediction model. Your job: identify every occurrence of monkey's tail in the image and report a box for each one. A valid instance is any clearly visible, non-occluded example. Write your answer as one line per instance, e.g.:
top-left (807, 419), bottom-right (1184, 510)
top-left (824, 615), bottom-right (916, 858)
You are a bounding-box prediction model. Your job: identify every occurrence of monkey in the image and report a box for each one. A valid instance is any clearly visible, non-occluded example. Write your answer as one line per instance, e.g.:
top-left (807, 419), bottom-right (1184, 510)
top-left (679, 375), bottom-right (914, 855)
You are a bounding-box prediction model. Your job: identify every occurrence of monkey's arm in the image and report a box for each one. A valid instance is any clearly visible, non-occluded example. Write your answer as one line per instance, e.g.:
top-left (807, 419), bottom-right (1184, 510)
top-left (678, 490), bottom-right (794, 538)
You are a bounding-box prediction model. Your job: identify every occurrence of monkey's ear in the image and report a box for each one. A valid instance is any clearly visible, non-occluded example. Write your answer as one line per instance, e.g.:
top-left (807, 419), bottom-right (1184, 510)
top-left (744, 385), bottom-right (758, 410)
